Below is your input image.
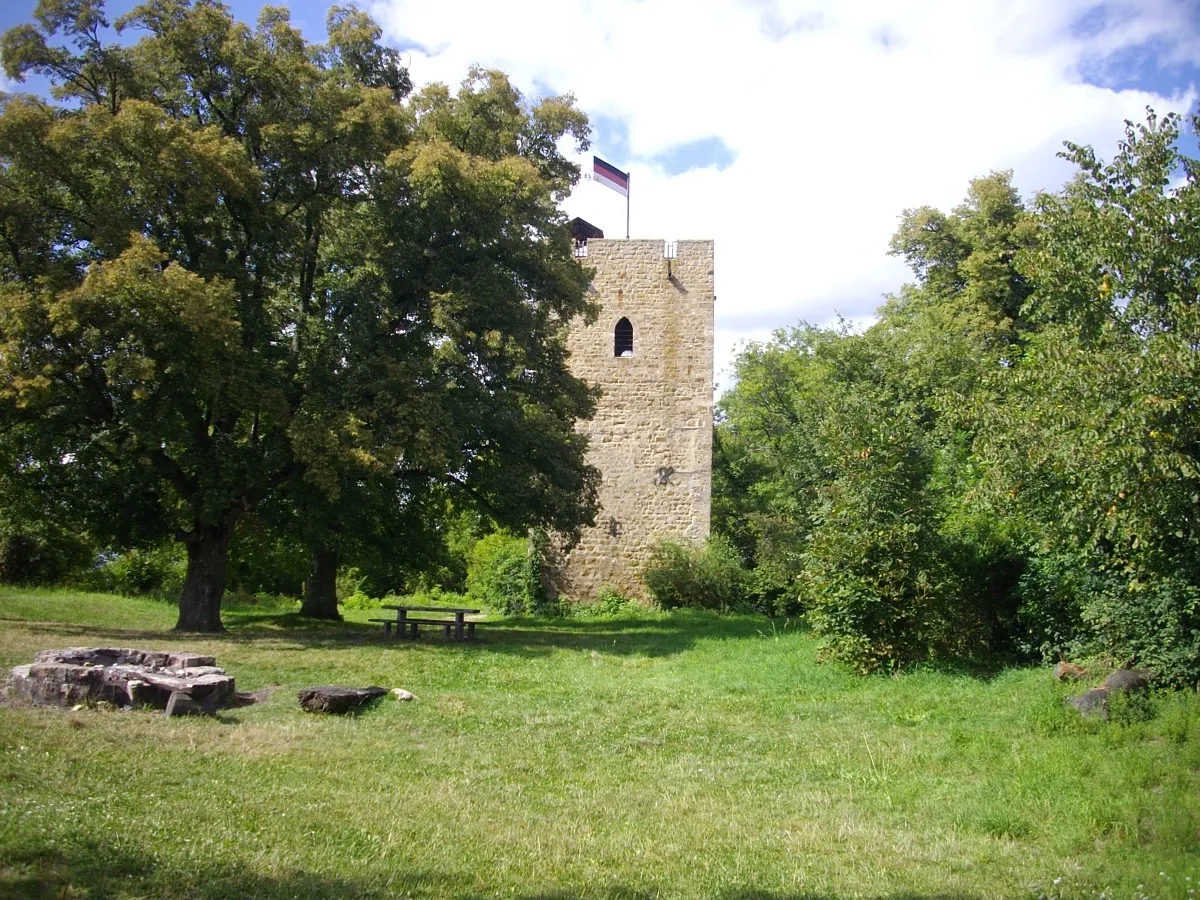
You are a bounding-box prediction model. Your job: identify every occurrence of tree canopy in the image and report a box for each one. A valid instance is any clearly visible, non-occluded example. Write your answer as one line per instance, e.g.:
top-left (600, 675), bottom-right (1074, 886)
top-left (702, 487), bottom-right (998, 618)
top-left (0, 0), bottom-right (599, 630)
top-left (717, 119), bottom-right (1200, 683)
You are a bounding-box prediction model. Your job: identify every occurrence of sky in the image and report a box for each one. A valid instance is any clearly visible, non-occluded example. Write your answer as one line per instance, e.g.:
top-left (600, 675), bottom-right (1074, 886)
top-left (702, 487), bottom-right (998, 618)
top-left (3, 0), bottom-right (1199, 391)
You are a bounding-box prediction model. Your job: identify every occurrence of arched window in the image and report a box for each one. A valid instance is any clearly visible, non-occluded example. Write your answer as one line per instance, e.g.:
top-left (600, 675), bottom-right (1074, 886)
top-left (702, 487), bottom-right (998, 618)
top-left (614, 317), bottom-right (634, 357)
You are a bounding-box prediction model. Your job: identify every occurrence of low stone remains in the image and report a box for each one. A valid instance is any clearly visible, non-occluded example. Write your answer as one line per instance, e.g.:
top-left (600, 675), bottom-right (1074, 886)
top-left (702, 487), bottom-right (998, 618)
top-left (298, 685), bottom-right (388, 714)
top-left (1065, 668), bottom-right (1151, 719)
top-left (6, 647), bottom-right (236, 715)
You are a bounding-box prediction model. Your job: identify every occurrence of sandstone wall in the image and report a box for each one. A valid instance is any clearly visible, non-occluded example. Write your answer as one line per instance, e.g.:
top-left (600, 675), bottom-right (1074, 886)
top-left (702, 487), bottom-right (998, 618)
top-left (554, 238), bottom-right (715, 601)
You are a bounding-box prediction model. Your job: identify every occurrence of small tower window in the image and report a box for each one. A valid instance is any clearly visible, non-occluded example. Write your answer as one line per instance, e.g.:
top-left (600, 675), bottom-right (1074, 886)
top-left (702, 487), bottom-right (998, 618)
top-left (614, 317), bottom-right (634, 357)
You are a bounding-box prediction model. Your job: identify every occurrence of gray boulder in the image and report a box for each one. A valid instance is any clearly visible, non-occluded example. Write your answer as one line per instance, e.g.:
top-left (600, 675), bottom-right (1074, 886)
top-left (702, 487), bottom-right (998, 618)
top-left (1065, 668), bottom-right (1152, 720)
top-left (298, 685), bottom-right (388, 714)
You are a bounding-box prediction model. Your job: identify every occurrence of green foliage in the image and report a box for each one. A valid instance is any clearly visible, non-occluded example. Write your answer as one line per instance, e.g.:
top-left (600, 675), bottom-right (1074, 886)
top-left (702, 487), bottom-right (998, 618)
top-left (799, 395), bottom-right (967, 672)
top-left (335, 571), bottom-right (476, 613)
top-left (570, 583), bottom-right (645, 618)
top-left (1081, 574), bottom-right (1200, 688)
top-left (338, 589), bottom-right (383, 611)
top-left (1010, 551), bottom-right (1088, 662)
top-left (0, 1), bottom-right (598, 632)
top-left (466, 531), bottom-right (547, 614)
top-left (642, 536), bottom-right (749, 613)
top-left (717, 134), bottom-right (1200, 681)
top-left (0, 521), bottom-right (93, 586)
top-left (368, 586), bottom-right (471, 613)
top-left (87, 544), bottom-right (186, 600)
top-left (976, 110), bottom-right (1200, 685)
top-left (225, 515), bottom-right (307, 598)
top-left (336, 566), bottom-right (369, 602)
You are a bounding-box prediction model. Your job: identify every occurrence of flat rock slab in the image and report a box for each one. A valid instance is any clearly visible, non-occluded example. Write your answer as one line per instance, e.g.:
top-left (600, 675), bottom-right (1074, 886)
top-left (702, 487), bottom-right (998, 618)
top-left (34, 648), bottom-right (215, 669)
top-left (298, 685), bottom-right (388, 714)
top-left (164, 691), bottom-right (218, 717)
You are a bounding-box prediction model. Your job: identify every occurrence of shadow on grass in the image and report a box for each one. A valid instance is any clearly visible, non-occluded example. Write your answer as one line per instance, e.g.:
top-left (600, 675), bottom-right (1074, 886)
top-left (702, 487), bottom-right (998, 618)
top-left (473, 612), bottom-right (789, 659)
top-left (1, 843), bottom-right (469, 900)
top-left (1, 607), bottom-right (795, 660)
top-left (522, 890), bottom-right (978, 899)
top-left (715, 893), bottom-right (978, 900)
top-left (228, 607), bottom-right (796, 659)
top-left (4, 604), bottom-right (1022, 681)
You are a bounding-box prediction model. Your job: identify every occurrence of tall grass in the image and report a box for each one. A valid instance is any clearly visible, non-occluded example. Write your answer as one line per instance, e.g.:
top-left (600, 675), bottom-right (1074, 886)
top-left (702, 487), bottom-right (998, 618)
top-left (1, 587), bottom-right (1197, 898)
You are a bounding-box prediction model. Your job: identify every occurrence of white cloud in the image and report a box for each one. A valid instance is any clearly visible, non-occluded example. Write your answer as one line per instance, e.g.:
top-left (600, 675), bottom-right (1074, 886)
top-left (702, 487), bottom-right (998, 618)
top-left (369, 0), bottom-right (1198, 387)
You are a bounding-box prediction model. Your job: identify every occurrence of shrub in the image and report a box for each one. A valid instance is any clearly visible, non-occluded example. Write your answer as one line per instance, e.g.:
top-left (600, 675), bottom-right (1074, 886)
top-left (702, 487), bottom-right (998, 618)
top-left (799, 420), bottom-right (966, 673)
top-left (1080, 573), bottom-right (1200, 688)
top-left (1011, 551), bottom-right (1088, 663)
top-left (467, 531), bottom-right (547, 614)
top-left (89, 544), bottom-right (186, 600)
top-left (226, 517), bottom-right (307, 597)
top-left (339, 590), bottom-right (383, 611)
top-left (642, 536), bottom-right (749, 613)
top-left (336, 566), bottom-right (369, 601)
top-left (1013, 550), bottom-right (1200, 687)
top-left (572, 583), bottom-right (645, 618)
top-left (0, 524), bottom-right (93, 586)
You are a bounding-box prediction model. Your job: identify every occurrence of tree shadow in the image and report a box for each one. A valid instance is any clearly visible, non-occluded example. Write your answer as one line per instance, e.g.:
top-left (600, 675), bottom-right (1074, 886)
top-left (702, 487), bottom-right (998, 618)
top-left (2, 608), bottom-right (793, 662)
top-left (221, 607), bottom-right (802, 660)
top-left (4, 613), bottom-right (381, 652)
top-left (513, 889), bottom-right (978, 899)
top-left (1, 842), bottom-right (470, 899)
top-left (714, 892), bottom-right (978, 900)
top-left (468, 612), bottom-right (787, 659)
top-left (6, 608), bottom-right (1028, 680)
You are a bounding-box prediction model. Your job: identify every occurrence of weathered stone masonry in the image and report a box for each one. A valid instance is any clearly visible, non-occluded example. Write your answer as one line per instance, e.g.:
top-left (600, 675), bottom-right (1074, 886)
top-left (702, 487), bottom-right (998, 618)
top-left (553, 234), bottom-right (715, 601)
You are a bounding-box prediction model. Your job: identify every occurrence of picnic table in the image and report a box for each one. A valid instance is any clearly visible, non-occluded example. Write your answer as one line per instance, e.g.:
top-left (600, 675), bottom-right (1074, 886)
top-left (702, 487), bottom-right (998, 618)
top-left (371, 605), bottom-right (481, 642)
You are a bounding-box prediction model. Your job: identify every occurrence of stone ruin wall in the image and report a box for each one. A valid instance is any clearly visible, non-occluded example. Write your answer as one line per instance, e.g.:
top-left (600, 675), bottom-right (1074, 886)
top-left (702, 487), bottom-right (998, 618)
top-left (553, 238), bottom-right (715, 602)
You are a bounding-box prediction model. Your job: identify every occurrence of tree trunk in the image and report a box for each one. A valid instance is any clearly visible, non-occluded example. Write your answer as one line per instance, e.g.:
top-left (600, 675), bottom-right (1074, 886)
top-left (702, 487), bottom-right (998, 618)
top-left (175, 521), bottom-right (235, 632)
top-left (302, 545), bottom-right (342, 620)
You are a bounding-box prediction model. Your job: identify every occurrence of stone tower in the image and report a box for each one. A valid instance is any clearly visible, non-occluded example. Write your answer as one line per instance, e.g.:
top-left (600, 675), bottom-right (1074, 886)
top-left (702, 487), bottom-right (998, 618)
top-left (551, 219), bottom-right (715, 602)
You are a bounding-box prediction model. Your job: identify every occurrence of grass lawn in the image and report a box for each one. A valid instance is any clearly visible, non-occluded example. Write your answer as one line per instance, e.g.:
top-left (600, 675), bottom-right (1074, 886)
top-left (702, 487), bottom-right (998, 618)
top-left (1, 588), bottom-right (1198, 898)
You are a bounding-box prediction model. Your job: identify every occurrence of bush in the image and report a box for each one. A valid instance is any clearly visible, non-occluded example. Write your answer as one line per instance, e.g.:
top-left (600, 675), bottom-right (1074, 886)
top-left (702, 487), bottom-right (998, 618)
top-left (1080, 572), bottom-right (1200, 688)
top-left (467, 531), bottom-right (548, 614)
top-left (571, 583), bottom-right (646, 618)
top-left (0, 524), bottom-right (94, 586)
top-left (642, 536), bottom-right (749, 613)
top-left (377, 586), bottom-right (471, 611)
top-left (1011, 551), bottom-right (1088, 663)
top-left (339, 589), bottom-right (383, 611)
top-left (799, 420), bottom-right (967, 673)
top-left (89, 544), bottom-right (186, 600)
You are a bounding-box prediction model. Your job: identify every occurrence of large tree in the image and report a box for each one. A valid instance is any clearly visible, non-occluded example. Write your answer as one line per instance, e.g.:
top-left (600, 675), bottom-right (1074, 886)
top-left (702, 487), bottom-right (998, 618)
top-left (976, 112), bottom-right (1200, 682)
top-left (0, 0), bottom-right (597, 630)
top-left (715, 173), bottom-right (1036, 670)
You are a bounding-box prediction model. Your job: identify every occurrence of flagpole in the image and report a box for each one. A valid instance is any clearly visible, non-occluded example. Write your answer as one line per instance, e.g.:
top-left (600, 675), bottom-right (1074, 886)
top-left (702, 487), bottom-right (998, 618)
top-left (626, 170), bottom-right (630, 239)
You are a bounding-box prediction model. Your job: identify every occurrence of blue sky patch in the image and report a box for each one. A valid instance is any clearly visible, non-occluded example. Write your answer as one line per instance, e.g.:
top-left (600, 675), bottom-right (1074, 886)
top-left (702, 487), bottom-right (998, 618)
top-left (590, 113), bottom-right (633, 165)
top-left (653, 136), bottom-right (737, 175)
top-left (1077, 40), bottom-right (1200, 98)
top-left (1069, 5), bottom-right (1200, 100)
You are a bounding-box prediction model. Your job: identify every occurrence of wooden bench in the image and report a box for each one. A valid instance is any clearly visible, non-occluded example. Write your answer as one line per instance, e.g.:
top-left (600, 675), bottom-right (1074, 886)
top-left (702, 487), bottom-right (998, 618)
top-left (378, 604), bottom-right (481, 642)
top-left (368, 618), bottom-right (400, 638)
top-left (368, 616), bottom-right (477, 640)
top-left (400, 617), bottom-right (456, 640)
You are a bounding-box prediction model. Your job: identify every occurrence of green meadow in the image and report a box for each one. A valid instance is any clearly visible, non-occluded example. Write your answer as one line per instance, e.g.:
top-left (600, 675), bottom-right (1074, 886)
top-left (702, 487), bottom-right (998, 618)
top-left (1, 588), bottom-right (1197, 899)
